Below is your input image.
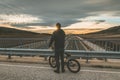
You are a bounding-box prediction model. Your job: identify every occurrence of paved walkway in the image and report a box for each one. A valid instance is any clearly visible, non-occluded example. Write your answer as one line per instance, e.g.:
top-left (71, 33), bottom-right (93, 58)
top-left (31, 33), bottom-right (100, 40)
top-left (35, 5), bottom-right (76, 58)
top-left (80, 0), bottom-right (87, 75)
top-left (0, 62), bottom-right (120, 80)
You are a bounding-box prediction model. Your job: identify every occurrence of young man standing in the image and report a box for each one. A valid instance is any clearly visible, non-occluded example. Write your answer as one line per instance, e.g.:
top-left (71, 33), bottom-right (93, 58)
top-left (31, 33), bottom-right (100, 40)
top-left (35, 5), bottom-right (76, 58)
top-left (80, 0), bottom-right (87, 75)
top-left (49, 23), bottom-right (65, 73)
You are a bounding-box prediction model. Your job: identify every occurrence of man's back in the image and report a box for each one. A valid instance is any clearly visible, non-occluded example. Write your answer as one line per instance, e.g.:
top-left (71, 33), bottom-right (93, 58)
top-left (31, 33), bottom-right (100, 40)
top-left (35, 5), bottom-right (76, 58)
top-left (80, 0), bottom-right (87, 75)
top-left (49, 29), bottom-right (65, 49)
top-left (53, 29), bottom-right (65, 49)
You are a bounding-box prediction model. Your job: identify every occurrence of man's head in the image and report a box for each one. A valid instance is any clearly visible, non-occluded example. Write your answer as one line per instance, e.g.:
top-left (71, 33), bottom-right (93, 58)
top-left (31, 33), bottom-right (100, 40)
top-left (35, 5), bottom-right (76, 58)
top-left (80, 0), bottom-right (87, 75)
top-left (56, 23), bottom-right (61, 30)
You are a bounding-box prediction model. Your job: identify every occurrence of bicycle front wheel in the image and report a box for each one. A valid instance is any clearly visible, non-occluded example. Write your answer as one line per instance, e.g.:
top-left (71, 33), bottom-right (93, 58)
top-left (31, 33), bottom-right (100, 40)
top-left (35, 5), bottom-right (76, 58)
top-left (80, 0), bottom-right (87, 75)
top-left (49, 56), bottom-right (56, 68)
top-left (67, 59), bottom-right (81, 73)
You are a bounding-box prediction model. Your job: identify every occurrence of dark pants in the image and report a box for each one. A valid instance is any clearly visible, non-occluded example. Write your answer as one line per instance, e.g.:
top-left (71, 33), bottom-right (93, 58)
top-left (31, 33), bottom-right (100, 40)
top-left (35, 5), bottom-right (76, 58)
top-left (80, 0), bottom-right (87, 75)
top-left (55, 49), bottom-right (64, 72)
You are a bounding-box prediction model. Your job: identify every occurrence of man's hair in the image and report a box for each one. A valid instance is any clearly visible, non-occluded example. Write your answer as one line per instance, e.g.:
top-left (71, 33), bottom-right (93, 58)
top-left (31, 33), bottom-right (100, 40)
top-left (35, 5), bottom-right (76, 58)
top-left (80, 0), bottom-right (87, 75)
top-left (56, 23), bottom-right (61, 28)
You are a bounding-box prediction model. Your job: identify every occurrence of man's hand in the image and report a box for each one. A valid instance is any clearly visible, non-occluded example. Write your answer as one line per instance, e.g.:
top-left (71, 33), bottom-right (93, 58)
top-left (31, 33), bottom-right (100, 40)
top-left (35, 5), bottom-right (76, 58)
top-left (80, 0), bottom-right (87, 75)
top-left (49, 46), bottom-right (54, 50)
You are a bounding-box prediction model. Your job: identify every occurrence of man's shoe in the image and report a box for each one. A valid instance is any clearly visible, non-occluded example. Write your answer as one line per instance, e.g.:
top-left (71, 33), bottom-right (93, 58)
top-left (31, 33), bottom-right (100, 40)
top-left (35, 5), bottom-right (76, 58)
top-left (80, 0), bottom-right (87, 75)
top-left (54, 70), bottom-right (60, 73)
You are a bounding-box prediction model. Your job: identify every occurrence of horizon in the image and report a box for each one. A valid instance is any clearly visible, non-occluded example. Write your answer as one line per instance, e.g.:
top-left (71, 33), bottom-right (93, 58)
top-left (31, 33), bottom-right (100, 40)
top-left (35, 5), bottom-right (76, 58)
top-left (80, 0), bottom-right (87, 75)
top-left (0, 24), bottom-right (106, 34)
top-left (0, 24), bottom-right (116, 34)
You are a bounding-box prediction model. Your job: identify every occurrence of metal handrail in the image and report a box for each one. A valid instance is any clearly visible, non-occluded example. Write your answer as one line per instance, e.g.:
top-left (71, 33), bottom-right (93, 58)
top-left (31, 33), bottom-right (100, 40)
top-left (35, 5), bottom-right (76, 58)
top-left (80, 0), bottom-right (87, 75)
top-left (0, 48), bottom-right (120, 59)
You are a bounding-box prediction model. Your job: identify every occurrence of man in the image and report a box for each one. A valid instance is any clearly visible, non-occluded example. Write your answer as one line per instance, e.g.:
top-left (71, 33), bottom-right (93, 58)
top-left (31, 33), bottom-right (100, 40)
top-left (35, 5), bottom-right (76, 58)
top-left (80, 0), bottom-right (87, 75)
top-left (49, 23), bottom-right (65, 73)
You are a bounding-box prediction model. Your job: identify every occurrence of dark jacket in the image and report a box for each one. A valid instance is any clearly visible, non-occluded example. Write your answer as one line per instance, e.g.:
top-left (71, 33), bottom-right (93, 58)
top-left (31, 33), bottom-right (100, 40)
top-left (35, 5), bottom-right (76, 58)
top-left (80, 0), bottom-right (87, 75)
top-left (49, 29), bottom-right (65, 50)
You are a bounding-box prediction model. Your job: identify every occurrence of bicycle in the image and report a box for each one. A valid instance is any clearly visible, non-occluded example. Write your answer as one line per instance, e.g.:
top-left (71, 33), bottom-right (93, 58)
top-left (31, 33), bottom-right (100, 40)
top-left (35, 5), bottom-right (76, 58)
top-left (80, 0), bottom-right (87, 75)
top-left (49, 52), bottom-right (81, 73)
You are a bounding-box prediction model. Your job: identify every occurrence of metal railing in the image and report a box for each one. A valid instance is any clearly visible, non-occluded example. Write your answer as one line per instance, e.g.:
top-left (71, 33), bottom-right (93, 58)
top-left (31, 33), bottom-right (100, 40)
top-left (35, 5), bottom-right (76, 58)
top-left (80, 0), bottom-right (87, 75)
top-left (66, 37), bottom-right (120, 52)
top-left (0, 38), bottom-right (120, 62)
top-left (0, 38), bottom-right (120, 51)
top-left (0, 48), bottom-right (120, 58)
top-left (87, 39), bottom-right (120, 52)
top-left (0, 38), bottom-right (49, 49)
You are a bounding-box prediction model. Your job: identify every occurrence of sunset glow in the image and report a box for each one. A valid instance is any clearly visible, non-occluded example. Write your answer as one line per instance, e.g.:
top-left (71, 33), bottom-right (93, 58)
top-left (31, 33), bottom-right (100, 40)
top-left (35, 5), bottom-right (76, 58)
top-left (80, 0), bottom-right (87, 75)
top-left (0, 0), bottom-right (120, 34)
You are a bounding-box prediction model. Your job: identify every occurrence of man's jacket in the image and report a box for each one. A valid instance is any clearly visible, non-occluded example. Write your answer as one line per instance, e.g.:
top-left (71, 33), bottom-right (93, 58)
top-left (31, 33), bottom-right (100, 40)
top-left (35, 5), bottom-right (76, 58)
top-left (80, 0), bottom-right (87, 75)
top-left (49, 29), bottom-right (65, 50)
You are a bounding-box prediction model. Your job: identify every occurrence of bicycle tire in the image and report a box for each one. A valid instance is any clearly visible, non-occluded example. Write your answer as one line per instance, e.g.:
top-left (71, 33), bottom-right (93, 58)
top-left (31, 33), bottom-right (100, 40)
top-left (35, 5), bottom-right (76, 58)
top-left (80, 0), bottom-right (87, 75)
top-left (49, 56), bottom-right (56, 68)
top-left (67, 59), bottom-right (80, 73)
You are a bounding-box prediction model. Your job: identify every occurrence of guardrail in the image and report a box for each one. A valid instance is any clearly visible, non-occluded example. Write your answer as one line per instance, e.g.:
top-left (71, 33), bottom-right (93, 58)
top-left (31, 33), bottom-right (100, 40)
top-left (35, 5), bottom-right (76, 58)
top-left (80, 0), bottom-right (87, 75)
top-left (86, 39), bottom-right (120, 52)
top-left (0, 38), bottom-right (120, 51)
top-left (0, 38), bottom-right (120, 62)
top-left (66, 37), bottom-right (120, 52)
top-left (0, 48), bottom-right (120, 59)
top-left (0, 38), bottom-right (49, 49)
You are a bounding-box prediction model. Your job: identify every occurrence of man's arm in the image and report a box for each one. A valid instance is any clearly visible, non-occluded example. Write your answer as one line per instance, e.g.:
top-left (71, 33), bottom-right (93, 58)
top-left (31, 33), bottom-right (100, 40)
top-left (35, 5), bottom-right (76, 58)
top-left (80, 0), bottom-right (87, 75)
top-left (49, 32), bottom-right (55, 47)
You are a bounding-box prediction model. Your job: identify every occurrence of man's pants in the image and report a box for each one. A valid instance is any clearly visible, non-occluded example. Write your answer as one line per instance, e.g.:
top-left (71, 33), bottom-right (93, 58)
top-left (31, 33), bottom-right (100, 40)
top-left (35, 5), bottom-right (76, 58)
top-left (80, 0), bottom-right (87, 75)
top-left (55, 49), bottom-right (64, 71)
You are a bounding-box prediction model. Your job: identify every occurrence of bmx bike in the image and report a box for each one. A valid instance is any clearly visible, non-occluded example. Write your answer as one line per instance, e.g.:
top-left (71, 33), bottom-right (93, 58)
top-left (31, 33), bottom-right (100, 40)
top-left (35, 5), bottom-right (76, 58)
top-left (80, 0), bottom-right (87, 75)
top-left (49, 53), bottom-right (81, 73)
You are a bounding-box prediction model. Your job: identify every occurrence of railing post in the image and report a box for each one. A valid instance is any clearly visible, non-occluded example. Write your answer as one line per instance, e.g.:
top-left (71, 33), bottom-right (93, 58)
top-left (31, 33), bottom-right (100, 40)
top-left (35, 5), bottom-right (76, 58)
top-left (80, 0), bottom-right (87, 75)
top-left (105, 58), bottom-right (107, 62)
top-left (86, 52), bottom-right (89, 63)
top-left (44, 56), bottom-right (47, 61)
top-left (8, 54), bottom-right (12, 59)
top-left (86, 58), bottom-right (89, 63)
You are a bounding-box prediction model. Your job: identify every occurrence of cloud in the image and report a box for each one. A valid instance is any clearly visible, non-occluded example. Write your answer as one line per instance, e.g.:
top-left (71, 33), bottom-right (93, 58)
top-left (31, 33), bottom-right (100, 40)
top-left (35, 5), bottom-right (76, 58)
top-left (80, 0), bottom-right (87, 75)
top-left (0, 14), bottom-right (44, 24)
top-left (0, 0), bottom-right (120, 27)
top-left (65, 21), bottom-right (118, 29)
top-left (77, 15), bottom-right (120, 24)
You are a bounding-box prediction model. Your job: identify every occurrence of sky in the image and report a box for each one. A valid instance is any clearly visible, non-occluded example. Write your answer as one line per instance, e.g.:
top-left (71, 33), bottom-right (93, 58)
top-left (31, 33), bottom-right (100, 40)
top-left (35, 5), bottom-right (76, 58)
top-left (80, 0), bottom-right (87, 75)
top-left (0, 0), bottom-right (120, 33)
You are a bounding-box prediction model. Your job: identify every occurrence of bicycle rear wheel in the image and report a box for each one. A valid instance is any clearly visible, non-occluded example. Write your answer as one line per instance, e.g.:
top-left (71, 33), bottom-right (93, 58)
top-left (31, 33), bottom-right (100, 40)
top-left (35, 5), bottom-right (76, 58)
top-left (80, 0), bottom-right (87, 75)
top-left (49, 56), bottom-right (56, 68)
top-left (67, 59), bottom-right (80, 73)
